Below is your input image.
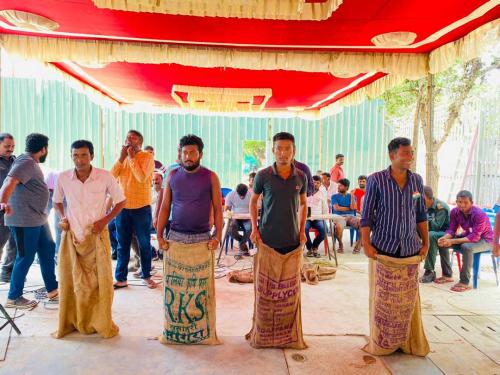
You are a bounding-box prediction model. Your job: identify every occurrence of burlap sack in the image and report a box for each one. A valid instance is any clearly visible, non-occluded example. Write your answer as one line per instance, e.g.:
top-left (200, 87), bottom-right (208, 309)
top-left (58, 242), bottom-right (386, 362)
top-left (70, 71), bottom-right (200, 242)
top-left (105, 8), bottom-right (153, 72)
top-left (301, 263), bottom-right (319, 285)
top-left (363, 254), bottom-right (430, 356)
top-left (228, 269), bottom-right (253, 283)
top-left (53, 228), bottom-right (118, 339)
top-left (160, 241), bottom-right (219, 345)
top-left (318, 266), bottom-right (337, 281)
top-left (246, 242), bottom-right (307, 349)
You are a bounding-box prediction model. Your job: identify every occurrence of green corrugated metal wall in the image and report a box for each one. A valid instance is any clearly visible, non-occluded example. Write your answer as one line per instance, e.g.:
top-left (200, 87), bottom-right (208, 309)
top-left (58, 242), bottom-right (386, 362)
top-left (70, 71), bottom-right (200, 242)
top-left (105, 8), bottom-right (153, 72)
top-left (1, 76), bottom-right (392, 188)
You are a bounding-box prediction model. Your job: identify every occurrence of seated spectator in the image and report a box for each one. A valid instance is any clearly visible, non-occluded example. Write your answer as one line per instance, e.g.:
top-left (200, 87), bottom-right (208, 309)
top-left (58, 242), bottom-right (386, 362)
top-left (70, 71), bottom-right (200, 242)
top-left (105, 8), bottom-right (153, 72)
top-left (351, 175), bottom-right (367, 215)
top-left (319, 172), bottom-right (336, 210)
top-left (248, 172), bottom-right (256, 193)
top-left (436, 190), bottom-right (493, 292)
top-left (331, 178), bottom-right (361, 253)
top-left (305, 176), bottom-right (328, 258)
top-left (420, 186), bottom-right (450, 283)
top-left (225, 183), bottom-right (252, 259)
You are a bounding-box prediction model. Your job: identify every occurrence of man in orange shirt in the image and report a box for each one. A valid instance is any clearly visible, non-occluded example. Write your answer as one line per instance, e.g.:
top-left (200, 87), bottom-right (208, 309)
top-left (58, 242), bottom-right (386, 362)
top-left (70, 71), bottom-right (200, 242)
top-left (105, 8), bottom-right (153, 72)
top-left (111, 130), bottom-right (156, 289)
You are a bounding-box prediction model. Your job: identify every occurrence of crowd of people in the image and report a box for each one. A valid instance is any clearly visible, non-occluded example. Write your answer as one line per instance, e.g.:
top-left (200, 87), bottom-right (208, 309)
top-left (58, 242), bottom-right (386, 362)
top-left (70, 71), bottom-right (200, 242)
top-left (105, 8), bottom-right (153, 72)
top-left (0, 130), bottom-right (498, 351)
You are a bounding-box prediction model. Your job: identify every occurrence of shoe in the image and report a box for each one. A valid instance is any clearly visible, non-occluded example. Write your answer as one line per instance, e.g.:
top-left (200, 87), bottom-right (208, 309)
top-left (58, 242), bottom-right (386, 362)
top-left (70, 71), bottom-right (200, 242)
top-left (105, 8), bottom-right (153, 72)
top-left (306, 250), bottom-right (314, 257)
top-left (5, 296), bottom-right (38, 309)
top-left (420, 270), bottom-right (436, 283)
top-left (240, 243), bottom-right (249, 254)
top-left (312, 248), bottom-right (321, 258)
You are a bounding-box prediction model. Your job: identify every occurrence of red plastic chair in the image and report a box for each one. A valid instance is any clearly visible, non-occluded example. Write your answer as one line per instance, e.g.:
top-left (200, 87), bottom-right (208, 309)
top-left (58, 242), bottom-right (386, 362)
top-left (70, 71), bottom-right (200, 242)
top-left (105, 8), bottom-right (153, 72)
top-left (309, 228), bottom-right (329, 256)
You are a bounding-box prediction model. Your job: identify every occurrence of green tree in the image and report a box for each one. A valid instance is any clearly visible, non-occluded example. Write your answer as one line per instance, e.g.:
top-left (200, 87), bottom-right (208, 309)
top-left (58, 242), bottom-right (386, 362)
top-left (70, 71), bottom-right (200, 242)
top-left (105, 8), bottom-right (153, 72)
top-left (381, 55), bottom-right (500, 193)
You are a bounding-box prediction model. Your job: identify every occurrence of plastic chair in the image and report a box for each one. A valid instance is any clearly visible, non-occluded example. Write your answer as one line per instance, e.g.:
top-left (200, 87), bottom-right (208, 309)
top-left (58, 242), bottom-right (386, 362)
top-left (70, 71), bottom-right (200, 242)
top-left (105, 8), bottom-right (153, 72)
top-left (452, 249), bottom-right (498, 289)
top-left (221, 188), bottom-right (232, 198)
top-left (347, 227), bottom-right (360, 246)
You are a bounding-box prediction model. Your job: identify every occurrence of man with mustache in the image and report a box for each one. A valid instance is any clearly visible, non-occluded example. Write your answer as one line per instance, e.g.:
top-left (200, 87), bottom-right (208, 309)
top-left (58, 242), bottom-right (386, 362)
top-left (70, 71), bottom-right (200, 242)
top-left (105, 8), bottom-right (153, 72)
top-left (157, 134), bottom-right (222, 251)
top-left (0, 133), bottom-right (58, 309)
top-left (0, 133), bottom-right (17, 283)
top-left (111, 130), bottom-right (156, 289)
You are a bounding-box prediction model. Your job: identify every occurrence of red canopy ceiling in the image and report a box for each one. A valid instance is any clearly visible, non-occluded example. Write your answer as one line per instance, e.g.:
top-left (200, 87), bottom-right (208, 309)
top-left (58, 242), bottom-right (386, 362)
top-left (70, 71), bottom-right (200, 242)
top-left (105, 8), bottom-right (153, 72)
top-left (53, 62), bottom-right (387, 110)
top-left (0, 0), bottom-right (498, 51)
top-left (0, 1), bottom-right (498, 114)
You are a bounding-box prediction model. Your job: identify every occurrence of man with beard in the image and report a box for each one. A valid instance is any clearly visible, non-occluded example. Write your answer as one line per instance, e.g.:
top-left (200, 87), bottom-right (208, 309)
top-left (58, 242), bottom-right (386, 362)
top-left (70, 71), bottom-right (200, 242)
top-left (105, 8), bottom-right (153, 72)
top-left (111, 130), bottom-right (156, 289)
top-left (352, 175), bottom-right (367, 214)
top-left (0, 133), bottom-right (17, 283)
top-left (0, 133), bottom-right (58, 309)
top-left (157, 134), bottom-right (222, 250)
top-left (156, 135), bottom-right (222, 345)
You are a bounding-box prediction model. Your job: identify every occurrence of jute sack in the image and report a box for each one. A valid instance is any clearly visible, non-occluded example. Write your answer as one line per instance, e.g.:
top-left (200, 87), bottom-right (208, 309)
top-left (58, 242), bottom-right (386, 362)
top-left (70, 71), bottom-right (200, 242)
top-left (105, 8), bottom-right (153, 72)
top-left (363, 254), bottom-right (430, 356)
top-left (318, 266), bottom-right (337, 281)
top-left (246, 242), bottom-right (307, 349)
top-left (159, 241), bottom-right (219, 345)
top-left (53, 228), bottom-right (118, 339)
top-left (228, 269), bottom-right (253, 283)
top-left (301, 263), bottom-right (319, 285)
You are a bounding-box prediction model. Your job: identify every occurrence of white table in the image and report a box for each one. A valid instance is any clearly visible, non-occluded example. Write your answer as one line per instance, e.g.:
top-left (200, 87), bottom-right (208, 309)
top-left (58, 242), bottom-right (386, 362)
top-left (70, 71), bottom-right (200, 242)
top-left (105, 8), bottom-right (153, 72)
top-left (217, 212), bottom-right (251, 264)
top-left (309, 214), bottom-right (338, 266)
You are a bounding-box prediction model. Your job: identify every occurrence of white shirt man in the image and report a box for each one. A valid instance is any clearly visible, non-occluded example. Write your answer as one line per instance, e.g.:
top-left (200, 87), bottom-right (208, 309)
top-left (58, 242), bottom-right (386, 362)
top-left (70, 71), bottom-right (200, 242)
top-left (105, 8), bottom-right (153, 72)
top-left (54, 168), bottom-right (125, 242)
top-left (307, 190), bottom-right (328, 217)
top-left (319, 173), bottom-right (336, 210)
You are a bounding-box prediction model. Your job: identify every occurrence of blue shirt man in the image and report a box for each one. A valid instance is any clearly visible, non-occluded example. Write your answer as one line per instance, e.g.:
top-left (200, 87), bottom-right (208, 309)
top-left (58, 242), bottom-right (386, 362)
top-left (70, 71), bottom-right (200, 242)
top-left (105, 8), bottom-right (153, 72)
top-left (361, 137), bottom-right (429, 258)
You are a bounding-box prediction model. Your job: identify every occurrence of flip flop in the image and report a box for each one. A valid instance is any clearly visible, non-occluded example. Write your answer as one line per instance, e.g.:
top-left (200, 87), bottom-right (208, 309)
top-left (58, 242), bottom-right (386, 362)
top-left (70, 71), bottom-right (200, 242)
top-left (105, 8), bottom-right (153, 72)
top-left (434, 277), bottom-right (454, 284)
top-left (113, 283), bottom-right (128, 290)
top-left (450, 283), bottom-right (472, 292)
top-left (143, 279), bottom-right (158, 289)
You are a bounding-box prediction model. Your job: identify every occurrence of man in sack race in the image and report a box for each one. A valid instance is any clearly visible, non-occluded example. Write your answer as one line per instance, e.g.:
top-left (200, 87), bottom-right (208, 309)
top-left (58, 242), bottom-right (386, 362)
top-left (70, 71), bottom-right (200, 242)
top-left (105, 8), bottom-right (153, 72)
top-left (361, 137), bottom-right (430, 356)
top-left (248, 132), bottom-right (308, 350)
top-left (53, 140), bottom-right (125, 338)
top-left (157, 134), bottom-right (223, 345)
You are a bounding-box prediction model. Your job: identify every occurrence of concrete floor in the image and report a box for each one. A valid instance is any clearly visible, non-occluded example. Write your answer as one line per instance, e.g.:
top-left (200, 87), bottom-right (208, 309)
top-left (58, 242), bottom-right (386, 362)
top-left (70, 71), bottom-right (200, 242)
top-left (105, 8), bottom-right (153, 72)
top-left (0, 238), bottom-right (499, 375)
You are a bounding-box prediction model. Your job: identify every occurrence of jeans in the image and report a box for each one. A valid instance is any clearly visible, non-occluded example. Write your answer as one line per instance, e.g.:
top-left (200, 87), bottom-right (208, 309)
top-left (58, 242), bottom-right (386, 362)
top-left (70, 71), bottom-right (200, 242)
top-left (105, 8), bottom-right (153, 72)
top-left (8, 224), bottom-right (58, 300)
top-left (424, 231), bottom-right (446, 272)
top-left (48, 190), bottom-right (63, 255)
top-left (230, 219), bottom-right (252, 246)
top-left (115, 206), bottom-right (153, 281)
top-left (305, 220), bottom-right (325, 250)
top-left (440, 239), bottom-right (491, 285)
top-left (0, 222), bottom-right (16, 281)
top-left (108, 217), bottom-right (118, 255)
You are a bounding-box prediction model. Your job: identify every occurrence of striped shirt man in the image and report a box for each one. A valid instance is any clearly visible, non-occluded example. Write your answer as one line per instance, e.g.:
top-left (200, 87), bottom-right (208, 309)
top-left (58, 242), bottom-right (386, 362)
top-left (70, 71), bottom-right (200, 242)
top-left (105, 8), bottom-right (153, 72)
top-left (361, 167), bottom-right (427, 257)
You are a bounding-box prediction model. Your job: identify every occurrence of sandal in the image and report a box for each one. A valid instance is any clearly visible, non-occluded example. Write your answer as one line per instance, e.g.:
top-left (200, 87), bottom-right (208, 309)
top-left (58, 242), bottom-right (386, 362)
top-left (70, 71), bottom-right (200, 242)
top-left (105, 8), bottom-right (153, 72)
top-left (434, 276), bottom-right (454, 284)
top-left (113, 282), bottom-right (128, 290)
top-left (306, 250), bottom-right (314, 257)
top-left (143, 278), bottom-right (157, 289)
top-left (450, 283), bottom-right (472, 292)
